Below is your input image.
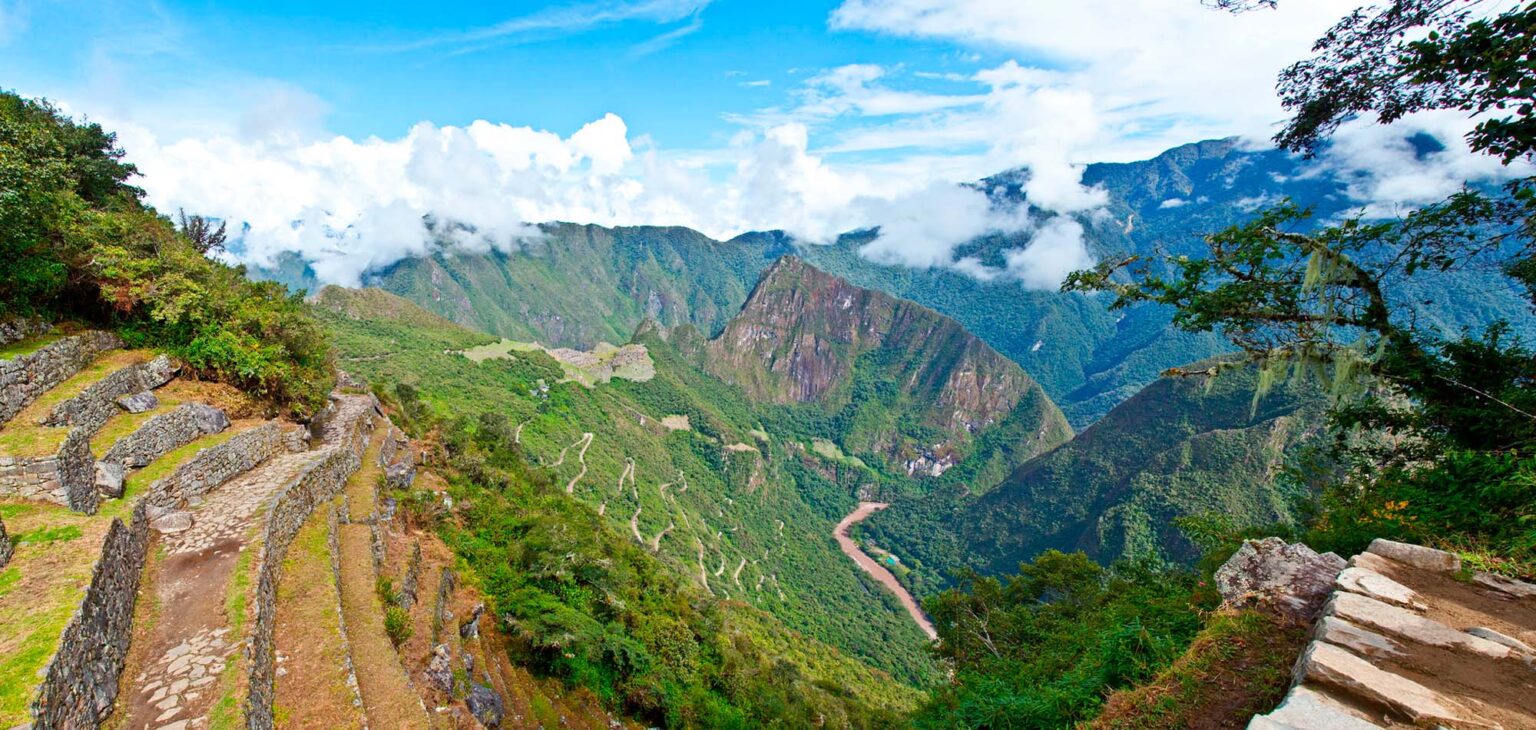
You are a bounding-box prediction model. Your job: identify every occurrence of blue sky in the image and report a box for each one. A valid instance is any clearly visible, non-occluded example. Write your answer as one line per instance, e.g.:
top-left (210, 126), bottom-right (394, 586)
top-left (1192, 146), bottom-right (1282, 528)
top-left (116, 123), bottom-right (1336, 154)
top-left (4, 0), bottom-right (1505, 287)
top-left (3, 0), bottom-right (1007, 154)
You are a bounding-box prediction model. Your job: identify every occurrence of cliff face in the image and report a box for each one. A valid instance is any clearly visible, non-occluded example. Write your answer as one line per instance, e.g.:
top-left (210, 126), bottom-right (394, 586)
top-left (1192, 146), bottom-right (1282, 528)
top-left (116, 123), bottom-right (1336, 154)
top-left (704, 257), bottom-right (1071, 472)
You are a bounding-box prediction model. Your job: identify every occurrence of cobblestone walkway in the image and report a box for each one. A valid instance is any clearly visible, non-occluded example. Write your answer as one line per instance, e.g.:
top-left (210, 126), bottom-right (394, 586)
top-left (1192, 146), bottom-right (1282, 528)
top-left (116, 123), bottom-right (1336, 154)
top-left (119, 450), bottom-right (325, 730)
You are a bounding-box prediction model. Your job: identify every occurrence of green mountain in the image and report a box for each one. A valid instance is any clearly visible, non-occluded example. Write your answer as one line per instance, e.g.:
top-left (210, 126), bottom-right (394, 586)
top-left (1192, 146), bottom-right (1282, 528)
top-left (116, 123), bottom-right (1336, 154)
top-left (692, 257), bottom-right (1072, 476)
top-left (256, 138), bottom-right (1536, 431)
top-left (311, 283), bottom-right (946, 687)
top-left (855, 362), bottom-right (1326, 597)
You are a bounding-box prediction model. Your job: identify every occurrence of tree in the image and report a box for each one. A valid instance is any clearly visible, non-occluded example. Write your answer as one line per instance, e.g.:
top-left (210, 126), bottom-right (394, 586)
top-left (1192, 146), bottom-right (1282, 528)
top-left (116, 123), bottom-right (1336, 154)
top-left (1064, 1), bottom-right (1536, 564)
top-left (177, 208), bottom-right (228, 255)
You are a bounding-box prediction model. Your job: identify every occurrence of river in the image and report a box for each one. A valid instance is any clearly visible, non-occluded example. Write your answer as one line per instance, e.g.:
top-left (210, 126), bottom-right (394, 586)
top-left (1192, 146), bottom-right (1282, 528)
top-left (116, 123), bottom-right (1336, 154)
top-left (833, 502), bottom-right (938, 641)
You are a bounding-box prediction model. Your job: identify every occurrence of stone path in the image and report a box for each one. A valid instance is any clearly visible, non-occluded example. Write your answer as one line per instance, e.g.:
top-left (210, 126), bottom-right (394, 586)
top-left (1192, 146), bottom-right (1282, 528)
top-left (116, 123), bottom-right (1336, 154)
top-left (120, 450), bottom-right (325, 730)
top-left (1249, 539), bottom-right (1536, 729)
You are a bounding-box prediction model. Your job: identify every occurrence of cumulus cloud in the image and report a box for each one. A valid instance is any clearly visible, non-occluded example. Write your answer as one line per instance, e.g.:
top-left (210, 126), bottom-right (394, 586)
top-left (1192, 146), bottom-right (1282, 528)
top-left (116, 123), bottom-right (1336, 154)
top-left (1319, 112), bottom-right (1535, 217)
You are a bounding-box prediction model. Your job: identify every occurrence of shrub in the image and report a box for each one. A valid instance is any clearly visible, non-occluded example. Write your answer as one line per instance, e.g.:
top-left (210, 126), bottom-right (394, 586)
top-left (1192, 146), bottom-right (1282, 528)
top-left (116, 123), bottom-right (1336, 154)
top-left (384, 606), bottom-right (413, 647)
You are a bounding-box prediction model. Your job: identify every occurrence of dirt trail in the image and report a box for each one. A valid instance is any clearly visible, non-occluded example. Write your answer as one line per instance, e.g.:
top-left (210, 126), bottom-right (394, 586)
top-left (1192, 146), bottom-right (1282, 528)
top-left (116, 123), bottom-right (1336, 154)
top-left (119, 450), bottom-right (325, 729)
top-left (834, 502), bottom-right (938, 641)
top-left (563, 432), bottom-right (594, 493)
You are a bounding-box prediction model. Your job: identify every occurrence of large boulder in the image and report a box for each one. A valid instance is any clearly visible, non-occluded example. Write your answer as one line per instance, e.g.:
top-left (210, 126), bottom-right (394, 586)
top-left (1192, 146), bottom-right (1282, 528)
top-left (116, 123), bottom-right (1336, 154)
top-left (95, 460), bottom-right (125, 498)
top-left (187, 403), bottom-right (231, 434)
top-left (115, 390), bottom-right (160, 414)
top-left (466, 683), bottom-right (505, 728)
top-left (1214, 537), bottom-right (1345, 621)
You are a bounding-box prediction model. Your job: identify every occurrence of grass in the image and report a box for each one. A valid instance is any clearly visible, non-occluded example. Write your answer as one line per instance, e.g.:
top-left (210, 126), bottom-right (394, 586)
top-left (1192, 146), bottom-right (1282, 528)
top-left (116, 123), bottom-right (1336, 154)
top-left (0, 332), bottom-right (63, 360)
top-left (0, 349), bottom-right (152, 458)
top-left (13, 524), bottom-right (82, 545)
top-left (0, 500), bottom-right (107, 727)
top-left (272, 503), bottom-right (362, 727)
top-left (1087, 610), bottom-right (1308, 729)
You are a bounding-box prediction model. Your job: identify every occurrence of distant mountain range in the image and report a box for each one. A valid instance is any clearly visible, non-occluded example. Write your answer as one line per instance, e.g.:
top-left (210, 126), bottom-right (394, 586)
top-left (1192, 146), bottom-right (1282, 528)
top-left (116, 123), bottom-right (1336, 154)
top-left (258, 137), bottom-right (1536, 430)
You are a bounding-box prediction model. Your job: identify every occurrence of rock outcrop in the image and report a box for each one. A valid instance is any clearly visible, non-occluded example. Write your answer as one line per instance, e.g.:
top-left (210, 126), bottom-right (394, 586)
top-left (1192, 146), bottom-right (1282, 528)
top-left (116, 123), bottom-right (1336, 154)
top-left (1246, 538), bottom-right (1536, 729)
top-left (1216, 537), bottom-right (1347, 621)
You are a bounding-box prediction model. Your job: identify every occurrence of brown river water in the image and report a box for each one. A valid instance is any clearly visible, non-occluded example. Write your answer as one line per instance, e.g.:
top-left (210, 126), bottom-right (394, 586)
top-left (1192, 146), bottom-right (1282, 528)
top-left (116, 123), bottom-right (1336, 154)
top-left (833, 501), bottom-right (938, 640)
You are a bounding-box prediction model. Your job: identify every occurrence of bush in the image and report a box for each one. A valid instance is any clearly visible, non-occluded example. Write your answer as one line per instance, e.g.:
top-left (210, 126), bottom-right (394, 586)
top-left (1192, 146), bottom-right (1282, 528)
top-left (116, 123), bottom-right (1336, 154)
top-left (384, 606), bottom-right (414, 647)
top-left (0, 90), bottom-right (332, 415)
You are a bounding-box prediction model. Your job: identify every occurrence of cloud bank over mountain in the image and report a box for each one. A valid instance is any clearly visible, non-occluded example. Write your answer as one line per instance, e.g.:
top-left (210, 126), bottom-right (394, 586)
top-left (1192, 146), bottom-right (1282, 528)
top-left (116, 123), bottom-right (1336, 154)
top-left (57, 0), bottom-right (1527, 289)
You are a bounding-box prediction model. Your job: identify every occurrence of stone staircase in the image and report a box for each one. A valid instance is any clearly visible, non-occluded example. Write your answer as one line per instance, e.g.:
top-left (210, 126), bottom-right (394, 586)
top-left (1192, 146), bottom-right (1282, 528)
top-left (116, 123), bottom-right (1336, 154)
top-left (1229, 538), bottom-right (1536, 729)
top-left (0, 325), bottom-right (394, 729)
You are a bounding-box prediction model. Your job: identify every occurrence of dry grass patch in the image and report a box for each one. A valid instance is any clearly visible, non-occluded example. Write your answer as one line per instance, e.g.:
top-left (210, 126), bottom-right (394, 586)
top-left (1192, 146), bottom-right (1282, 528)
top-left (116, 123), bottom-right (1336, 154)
top-left (273, 501), bottom-right (363, 728)
top-left (1087, 610), bottom-right (1309, 730)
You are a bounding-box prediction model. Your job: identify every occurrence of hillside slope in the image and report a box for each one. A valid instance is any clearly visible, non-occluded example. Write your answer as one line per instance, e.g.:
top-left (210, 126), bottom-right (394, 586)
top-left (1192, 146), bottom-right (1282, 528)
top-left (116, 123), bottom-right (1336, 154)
top-left (855, 363), bottom-right (1325, 598)
top-left (698, 257), bottom-right (1071, 476)
top-left (959, 363), bottom-right (1323, 570)
top-left (312, 284), bottom-right (945, 687)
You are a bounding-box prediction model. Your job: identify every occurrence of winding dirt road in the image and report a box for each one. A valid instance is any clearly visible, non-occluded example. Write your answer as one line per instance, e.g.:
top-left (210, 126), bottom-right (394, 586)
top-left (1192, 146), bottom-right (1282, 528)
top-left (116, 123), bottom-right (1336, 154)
top-left (834, 502), bottom-right (938, 640)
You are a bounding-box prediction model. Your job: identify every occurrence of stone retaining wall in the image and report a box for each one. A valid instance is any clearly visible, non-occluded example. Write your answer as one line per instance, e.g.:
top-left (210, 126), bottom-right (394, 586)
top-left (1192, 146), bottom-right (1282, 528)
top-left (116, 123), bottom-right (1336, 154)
top-left (102, 403), bottom-right (230, 469)
top-left (28, 501), bottom-right (152, 729)
top-left (0, 515), bottom-right (12, 568)
top-left (142, 421), bottom-right (286, 510)
top-left (326, 502), bottom-right (366, 716)
top-left (245, 398), bottom-right (375, 729)
top-left (0, 331), bottom-right (121, 426)
top-left (0, 426), bottom-right (99, 513)
top-left (43, 354), bottom-right (176, 434)
top-left (243, 445), bottom-right (363, 730)
top-left (0, 319), bottom-right (52, 347)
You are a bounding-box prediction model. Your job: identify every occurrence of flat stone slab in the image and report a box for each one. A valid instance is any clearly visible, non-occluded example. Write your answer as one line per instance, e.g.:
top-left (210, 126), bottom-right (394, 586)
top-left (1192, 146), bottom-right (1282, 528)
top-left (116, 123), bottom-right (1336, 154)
top-left (1473, 572), bottom-right (1536, 600)
top-left (1248, 684), bottom-right (1386, 729)
top-left (1314, 616), bottom-right (1404, 659)
top-left (1326, 591), bottom-right (1515, 661)
top-left (151, 511), bottom-right (194, 533)
top-left (1367, 539), bottom-right (1460, 573)
top-left (1296, 641), bottom-right (1498, 729)
top-left (1465, 627), bottom-right (1534, 657)
top-left (1335, 566), bottom-right (1427, 612)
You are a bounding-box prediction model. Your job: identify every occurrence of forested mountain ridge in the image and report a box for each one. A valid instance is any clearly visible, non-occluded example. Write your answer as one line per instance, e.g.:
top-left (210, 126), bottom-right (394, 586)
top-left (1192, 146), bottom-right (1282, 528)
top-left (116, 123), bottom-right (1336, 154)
top-left (696, 256), bottom-right (1071, 475)
top-left (257, 137), bottom-right (1536, 430)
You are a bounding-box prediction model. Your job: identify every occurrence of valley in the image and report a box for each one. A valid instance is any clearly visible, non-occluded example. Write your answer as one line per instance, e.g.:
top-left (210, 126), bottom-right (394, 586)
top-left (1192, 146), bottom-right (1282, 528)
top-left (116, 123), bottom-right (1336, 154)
top-left (833, 502), bottom-right (936, 641)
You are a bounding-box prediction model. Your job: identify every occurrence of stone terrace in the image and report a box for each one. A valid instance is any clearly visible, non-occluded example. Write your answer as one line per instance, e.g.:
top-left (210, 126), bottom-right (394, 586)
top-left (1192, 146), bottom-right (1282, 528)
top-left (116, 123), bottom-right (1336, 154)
top-left (1246, 539), bottom-right (1536, 729)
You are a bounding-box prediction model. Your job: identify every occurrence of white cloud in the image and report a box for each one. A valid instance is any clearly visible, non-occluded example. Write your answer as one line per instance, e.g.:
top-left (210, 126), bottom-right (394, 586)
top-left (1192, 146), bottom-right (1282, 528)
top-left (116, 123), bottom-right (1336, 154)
top-left (359, 0), bottom-right (714, 53)
top-left (1319, 111), bottom-right (1534, 217)
top-left (828, 0), bottom-right (1355, 159)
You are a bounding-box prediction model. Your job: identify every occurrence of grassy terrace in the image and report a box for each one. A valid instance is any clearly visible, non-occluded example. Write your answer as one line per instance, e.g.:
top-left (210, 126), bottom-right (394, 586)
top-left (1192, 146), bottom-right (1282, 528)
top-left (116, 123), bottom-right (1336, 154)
top-left (272, 498), bottom-right (361, 727)
top-left (0, 422), bottom-right (253, 726)
top-left (0, 332), bottom-right (64, 361)
top-left (0, 350), bottom-right (152, 458)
